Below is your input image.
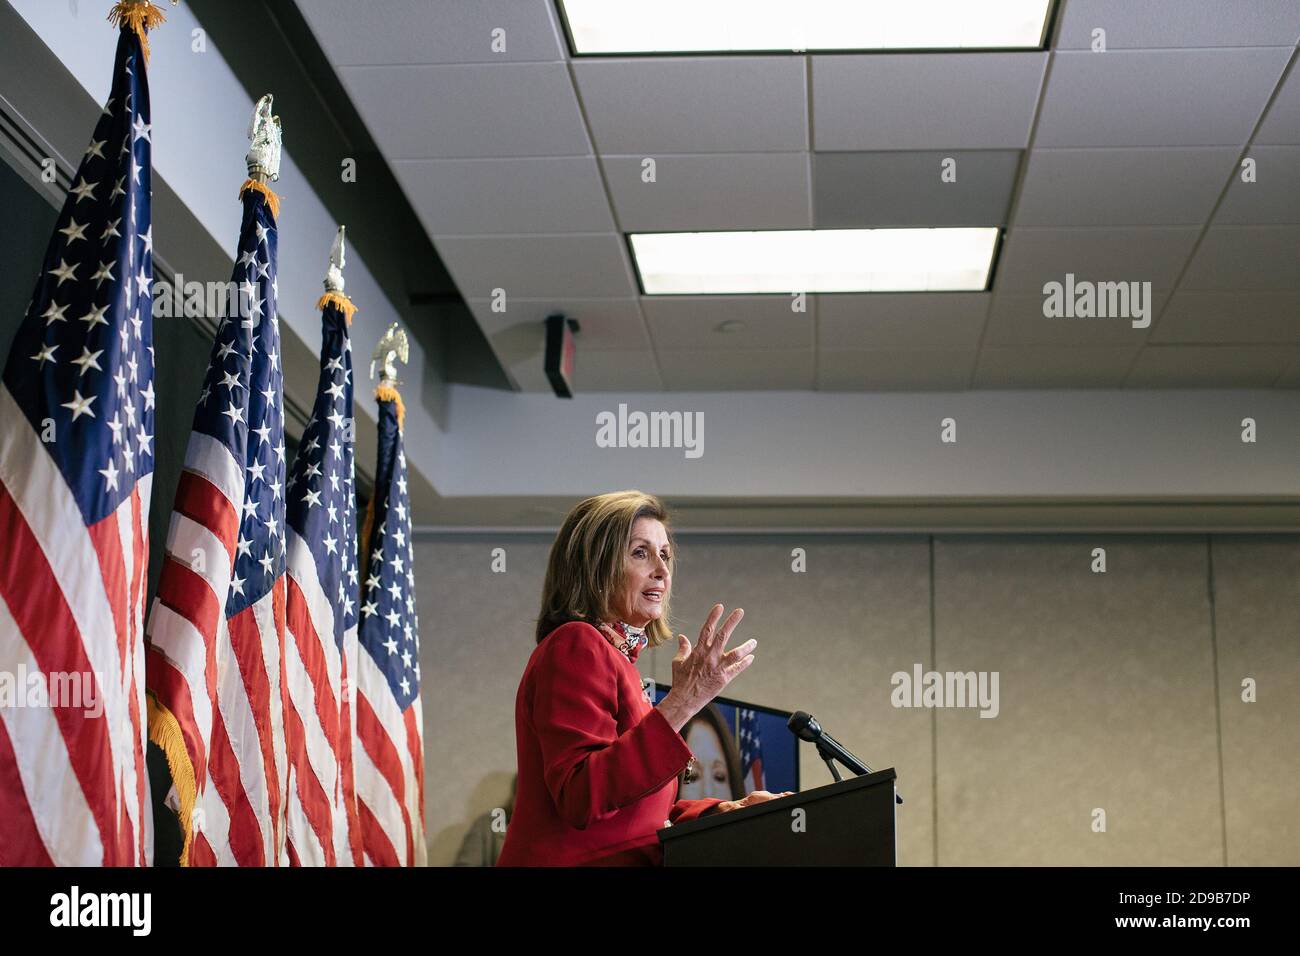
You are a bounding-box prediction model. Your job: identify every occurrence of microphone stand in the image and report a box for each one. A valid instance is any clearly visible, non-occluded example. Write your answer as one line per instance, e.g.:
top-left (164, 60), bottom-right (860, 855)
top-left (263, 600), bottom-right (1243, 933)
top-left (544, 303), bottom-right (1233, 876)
top-left (793, 711), bottom-right (903, 804)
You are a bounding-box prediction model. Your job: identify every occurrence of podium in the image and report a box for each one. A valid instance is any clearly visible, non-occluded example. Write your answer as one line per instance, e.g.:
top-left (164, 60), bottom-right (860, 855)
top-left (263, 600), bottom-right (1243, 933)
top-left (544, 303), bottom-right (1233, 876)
top-left (659, 768), bottom-right (898, 866)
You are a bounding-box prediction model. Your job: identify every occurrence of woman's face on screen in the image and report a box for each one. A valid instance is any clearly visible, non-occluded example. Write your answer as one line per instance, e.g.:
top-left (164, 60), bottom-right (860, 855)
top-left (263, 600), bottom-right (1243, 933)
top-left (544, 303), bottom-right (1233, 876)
top-left (611, 516), bottom-right (671, 628)
top-left (683, 721), bottom-right (732, 801)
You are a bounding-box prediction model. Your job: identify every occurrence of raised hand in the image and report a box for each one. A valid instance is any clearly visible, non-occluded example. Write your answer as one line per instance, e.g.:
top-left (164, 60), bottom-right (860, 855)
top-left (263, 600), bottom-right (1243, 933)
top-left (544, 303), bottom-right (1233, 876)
top-left (657, 604), bottom-right (756, 733)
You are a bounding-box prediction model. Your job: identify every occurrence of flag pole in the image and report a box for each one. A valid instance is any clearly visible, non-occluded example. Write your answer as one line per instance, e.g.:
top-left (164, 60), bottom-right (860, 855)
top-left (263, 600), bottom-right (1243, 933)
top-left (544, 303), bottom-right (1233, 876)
top-left (318, 225), bottom-right (358, 323)
top-left (146, 90), bottom-right (288, 866)
top-left (359, 324), bottom-right (408, 579)
top-left (355, 322), bottom-right (425, 864)
top-left (240, 93), bottom-right (282, 217)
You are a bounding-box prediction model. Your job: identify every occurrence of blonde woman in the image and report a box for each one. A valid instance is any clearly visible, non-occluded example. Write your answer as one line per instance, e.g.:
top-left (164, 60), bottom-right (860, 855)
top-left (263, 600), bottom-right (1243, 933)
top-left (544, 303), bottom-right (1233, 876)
top-left (497, 490), bottom-right (790, 867)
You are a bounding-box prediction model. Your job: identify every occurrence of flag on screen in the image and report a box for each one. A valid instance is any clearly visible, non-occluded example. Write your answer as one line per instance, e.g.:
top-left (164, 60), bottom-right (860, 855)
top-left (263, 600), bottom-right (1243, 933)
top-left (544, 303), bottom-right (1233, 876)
top-left (739, 708), bottom-right (765, 791)
top-left (0, 8), bottom-right (163, 867)
top-left (282, 240), bottom-right (363, 866)
top-left (355, 383), bottom-right (425, 866)
top-left (144, 151), bottom-right (289, 865)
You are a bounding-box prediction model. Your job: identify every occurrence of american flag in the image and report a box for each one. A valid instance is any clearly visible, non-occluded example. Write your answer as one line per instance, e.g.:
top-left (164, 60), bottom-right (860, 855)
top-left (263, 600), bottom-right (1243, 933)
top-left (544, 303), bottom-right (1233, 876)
top-left (144, 176), bottom-right (288, 866)
top-left (739, 708), bottom-right (765, 791)
top-left (0, 21), bottom-right (155, 866)
top-left (354, 390), bottom-right (425, 865)
top-left (282, 285), bottom-right (362, 866)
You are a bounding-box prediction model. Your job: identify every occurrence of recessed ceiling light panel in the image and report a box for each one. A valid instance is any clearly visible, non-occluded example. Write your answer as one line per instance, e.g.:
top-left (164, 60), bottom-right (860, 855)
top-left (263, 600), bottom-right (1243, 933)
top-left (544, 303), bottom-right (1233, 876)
top-left (631, 228), bottom-right (1000, 294)
top-left (560, 0), bottom-right (1053, 54)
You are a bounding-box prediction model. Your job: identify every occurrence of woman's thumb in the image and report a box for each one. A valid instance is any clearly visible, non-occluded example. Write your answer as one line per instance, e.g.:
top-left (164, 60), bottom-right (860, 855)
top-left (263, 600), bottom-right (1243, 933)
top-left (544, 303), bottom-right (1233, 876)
top-left (673, 633), bottom-right (691, 661)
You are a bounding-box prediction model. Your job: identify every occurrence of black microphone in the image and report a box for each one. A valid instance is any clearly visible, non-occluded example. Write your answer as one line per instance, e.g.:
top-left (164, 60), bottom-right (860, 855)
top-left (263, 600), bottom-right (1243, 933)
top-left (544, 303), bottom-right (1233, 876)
top-left (788, 711), bottom-right (903, 804)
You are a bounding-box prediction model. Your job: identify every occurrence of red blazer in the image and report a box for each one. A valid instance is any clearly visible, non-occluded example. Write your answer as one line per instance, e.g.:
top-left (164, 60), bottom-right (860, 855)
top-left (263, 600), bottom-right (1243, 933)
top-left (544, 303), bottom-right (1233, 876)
top-left (496, 621), bottom-right (722, 866)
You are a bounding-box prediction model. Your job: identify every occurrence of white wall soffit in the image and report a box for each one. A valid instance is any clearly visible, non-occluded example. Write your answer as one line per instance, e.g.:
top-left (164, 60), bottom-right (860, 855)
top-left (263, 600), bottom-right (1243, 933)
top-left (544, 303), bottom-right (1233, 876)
top-left (441, 385), bottom-right (1300, 499)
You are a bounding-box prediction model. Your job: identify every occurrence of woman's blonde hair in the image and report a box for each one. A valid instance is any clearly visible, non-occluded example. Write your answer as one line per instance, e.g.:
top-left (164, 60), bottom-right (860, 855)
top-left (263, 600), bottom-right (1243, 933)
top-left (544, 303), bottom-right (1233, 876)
top-left (535, 490), bottom-right (676, 647)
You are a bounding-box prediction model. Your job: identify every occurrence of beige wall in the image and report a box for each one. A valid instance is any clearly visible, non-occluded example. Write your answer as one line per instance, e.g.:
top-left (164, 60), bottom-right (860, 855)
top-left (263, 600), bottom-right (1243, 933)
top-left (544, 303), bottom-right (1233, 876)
top-left (416, 532), bottom-right (1300, 866)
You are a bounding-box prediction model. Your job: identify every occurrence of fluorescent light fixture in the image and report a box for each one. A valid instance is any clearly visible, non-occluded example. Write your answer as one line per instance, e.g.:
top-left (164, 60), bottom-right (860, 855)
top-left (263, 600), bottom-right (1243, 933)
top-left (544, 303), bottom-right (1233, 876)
top-left (561, 0), bottom-right (1053, 54)
top-left (631, 228), bottom-right (1000, 294)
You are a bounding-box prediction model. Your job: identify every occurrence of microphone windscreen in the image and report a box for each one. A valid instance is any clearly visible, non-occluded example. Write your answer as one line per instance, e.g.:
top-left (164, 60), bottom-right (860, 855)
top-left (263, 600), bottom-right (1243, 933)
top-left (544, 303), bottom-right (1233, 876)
top-left (788, 711), bottom-right (817, 741)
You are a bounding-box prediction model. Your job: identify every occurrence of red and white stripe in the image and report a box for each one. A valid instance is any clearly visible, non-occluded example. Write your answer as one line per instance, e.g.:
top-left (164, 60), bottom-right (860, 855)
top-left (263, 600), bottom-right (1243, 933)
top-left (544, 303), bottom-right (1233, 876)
top-left (146, 430), bottom-right (290, 865)
top-left (338, 620), bottom-right (363, 865)
top-left (354, 648), bottom-right (426, 867)
top-left (283, 527), bottom-right (348, 866)
top-left (0, 383), bottom-right (151, 866)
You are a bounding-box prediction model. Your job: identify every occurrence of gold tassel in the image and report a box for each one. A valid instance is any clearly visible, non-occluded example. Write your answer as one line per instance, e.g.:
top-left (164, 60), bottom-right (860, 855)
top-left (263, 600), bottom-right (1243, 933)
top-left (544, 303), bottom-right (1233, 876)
top-left (316, 291), bottom-right (357, 325)
top-left (107, 1), bottom-right (167, 63)
top-left (146, 691), bottom-right (198, 867)
top-left (374, 383), bottom-right (405, 429)
top-left (238, 178), bottom-right (281, 220)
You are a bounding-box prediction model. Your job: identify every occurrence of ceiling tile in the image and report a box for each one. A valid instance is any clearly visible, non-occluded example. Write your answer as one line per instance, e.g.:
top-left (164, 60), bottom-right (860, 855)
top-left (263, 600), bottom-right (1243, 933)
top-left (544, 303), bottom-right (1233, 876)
top-left (569, 352), bottom-right (667, 391)
top-left (984, 293), bottom-right (1159, 346)
top-left (338, 63), bottom-right (590, 158)
top-left (1014, 147), bottom-right (1236, 226)
top-left (295, 0), bottom-right (565, 66)
top-left (1054, 0), bottom-right (1300, 50)
top-left (1216, 146), bottom-right (1300, 224)
top-left (572, 57), bottom-right (808, 154)
top-left (602, 153), bottom-right (811, 231)
top-left (394, 157), bottom-right (614, 235)
top-left (817, 293), bottom-right (989, 349)
top-left (1035, 49), bottom-right (1291, 147)
top-left (813, 150), bottom-right (1020, 227)
top-left (472, 298), bottom-right (651, 350)
top-left (1255, 61), bottom-right (1300, 145)
top-left (499, 346), bottom-right (665, 392)
top-left (817, 349), bottom-right (975, 391)
top-left (1180, 225), bottom-right (1300, 290)
top-left (642, 296), bottom-right (813, 350)
top-left (657, 349), bottom-right (814, 390)
top-left (811, 53), bottom-right (1047, 151)
top-left (1125, 345), bottom-right (1299, 387)
top-left (435, 234), bottom-right (638, 299)
top-left (1148, 291), bottom-right (1300, 343)
top-left (973, 346), bottom-right (1139, 387)
top-left (994, 227), bottom-right (1199, 304)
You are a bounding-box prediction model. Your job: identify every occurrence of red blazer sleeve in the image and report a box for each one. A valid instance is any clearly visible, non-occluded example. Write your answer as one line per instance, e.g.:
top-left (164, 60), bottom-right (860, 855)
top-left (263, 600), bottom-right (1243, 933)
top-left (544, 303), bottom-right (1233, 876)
top-left (529, 624), bottom-right (694, 830)
top-left (668, 798), bottom-right (724, 824)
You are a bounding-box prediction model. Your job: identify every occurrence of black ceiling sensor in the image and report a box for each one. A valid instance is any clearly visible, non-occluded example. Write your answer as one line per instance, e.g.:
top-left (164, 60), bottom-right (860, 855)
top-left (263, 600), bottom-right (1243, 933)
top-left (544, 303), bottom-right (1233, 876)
top-left (544, 313), bottom-right (580, 398)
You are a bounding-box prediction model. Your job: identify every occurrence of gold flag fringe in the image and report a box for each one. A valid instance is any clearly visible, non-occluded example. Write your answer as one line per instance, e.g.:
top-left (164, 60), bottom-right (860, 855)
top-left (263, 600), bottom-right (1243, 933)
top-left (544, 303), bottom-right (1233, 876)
top-left (238, 178), bottom-right (281, 220)
top-left (374, 383), bottom-right (405, 429)
top-left (107, 1), bottom-right (167, 64)
top-left (147, 691), bottom-right (198, 866)
top-left (316, 291), bottom-right (357, 325)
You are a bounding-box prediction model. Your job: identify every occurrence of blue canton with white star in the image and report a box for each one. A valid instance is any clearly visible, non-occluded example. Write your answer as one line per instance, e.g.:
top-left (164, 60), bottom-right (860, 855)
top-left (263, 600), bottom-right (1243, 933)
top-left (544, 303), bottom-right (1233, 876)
top-left (190, 188), bottom-right (284, 617)
top-left (2, 26), bottom-right (155, 525)
top-left (285, 300), bottom-right (358, 641)
top-left (357, 400), bottom-right (419, 708)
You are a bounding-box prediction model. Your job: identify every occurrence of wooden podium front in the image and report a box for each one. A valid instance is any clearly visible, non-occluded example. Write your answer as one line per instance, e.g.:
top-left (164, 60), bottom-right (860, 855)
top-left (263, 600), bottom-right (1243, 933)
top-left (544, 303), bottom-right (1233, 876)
top-left (659, 768), bottom-right (898, 866)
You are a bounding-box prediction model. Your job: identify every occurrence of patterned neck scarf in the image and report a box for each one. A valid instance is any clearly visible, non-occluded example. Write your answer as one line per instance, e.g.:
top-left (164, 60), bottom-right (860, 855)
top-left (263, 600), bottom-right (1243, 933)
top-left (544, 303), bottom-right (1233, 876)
top-left (604, 620), bottom-right (648, 663)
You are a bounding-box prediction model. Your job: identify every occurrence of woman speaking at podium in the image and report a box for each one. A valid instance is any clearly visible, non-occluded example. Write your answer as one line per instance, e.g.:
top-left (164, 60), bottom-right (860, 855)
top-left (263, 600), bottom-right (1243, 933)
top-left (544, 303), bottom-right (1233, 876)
top-left (496, 491), bottom-right (791, 866)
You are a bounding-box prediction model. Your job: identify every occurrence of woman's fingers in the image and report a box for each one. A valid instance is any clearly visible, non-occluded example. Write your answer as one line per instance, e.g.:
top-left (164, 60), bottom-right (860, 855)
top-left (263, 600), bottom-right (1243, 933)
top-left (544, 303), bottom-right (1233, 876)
top-left (720, 638), bottom-right (757, 665)
top-left (714, 607), bottom-right (745, 654)
top-left (722, 653), bottom-right (755, 682)
top-left (698, 603), bottom-right (725, 651)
